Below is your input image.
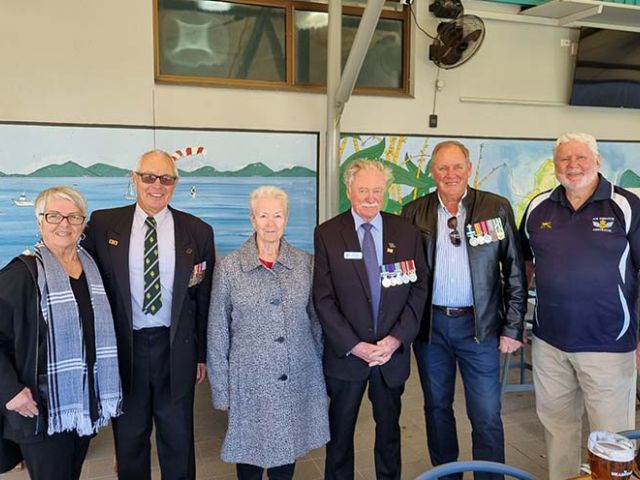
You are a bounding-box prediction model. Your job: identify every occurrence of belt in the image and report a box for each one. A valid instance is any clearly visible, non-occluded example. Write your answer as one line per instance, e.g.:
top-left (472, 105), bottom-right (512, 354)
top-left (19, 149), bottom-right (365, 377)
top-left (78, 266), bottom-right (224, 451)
top-left (433, 305), bottom-right (474, 317)
top-left (133, 326), bottom-right (169, 336)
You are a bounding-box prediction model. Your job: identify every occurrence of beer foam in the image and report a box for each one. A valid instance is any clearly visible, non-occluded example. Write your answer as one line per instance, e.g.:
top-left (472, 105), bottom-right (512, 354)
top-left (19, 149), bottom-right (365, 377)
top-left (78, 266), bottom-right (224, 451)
top-left (588, 431), bottom-right (636, 462)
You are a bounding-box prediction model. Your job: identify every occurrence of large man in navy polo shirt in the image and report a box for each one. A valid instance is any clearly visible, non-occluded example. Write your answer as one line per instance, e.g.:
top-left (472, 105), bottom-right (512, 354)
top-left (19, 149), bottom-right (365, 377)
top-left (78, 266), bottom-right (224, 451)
top-left (520, 132), bottom-right (640, 480)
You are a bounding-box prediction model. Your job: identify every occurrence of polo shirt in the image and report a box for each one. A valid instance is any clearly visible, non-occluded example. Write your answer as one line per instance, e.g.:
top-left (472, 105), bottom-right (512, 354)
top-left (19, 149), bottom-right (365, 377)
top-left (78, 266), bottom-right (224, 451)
top-left (520, 174), bottom-right (640, 353)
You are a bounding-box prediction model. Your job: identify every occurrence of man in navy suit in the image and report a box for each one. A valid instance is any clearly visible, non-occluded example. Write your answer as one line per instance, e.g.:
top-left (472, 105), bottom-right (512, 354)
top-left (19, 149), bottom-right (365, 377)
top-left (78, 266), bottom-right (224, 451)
top-left (313, 159), bottom-right (427, 480)
top-left (83, 150), bottom-right (215, 480)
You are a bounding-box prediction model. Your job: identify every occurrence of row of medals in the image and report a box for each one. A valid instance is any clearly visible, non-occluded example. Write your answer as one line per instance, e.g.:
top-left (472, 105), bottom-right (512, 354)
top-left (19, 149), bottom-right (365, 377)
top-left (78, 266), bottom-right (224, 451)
top-left (465, 218), bottom-right (506, 247)
top-left (379, 260), bottom-right (417, 288)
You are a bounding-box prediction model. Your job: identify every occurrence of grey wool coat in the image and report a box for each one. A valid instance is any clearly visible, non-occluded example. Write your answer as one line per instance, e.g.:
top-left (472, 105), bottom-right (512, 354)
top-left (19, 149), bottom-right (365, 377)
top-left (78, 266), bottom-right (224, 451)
top-left (207, 236), bottom-right (330, 468)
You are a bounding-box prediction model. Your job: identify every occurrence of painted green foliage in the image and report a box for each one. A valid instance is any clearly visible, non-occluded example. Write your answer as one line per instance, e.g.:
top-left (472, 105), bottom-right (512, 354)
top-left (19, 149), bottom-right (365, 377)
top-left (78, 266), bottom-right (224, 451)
top-left (339, 138), bottom-right (435, 215)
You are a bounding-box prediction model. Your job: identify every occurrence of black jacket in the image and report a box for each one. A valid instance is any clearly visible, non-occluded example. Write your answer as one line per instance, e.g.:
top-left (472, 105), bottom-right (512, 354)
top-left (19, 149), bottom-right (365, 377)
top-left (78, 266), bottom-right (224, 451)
top-left (313, 211), bottom-right (427, 387)
top-left (82, 204), bottom-right (215, 399)
top-left (0, 255), bottom-right (47, 446)
top-left (401, 187), bottom-right (527, 343)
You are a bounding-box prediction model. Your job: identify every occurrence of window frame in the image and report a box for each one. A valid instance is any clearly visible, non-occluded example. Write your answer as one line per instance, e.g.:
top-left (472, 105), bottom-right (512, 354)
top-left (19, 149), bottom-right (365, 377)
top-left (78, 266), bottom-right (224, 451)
top-left (153, 0), bottom-right (411, 96)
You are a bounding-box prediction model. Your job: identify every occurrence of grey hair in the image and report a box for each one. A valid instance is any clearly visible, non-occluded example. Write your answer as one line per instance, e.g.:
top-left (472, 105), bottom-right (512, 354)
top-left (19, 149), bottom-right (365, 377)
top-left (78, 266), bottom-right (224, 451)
top-left (134, 149), bottom-right (179, 177)
top-left (343, 159), bottom-right (392, 190)
top-left (554, 133), bottom-right (599, 158)
top-left (249, 186), bottom-right (289, 217)
top-left (34, 185), bottom-right (88, 221)
top-left (431, 140), bottom-right (470, 164)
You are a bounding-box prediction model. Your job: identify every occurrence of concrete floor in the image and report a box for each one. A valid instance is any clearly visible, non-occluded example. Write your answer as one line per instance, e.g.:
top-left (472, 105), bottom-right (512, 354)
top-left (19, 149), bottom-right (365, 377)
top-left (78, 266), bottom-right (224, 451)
top-left (1, 350), bottom-right (632, 479)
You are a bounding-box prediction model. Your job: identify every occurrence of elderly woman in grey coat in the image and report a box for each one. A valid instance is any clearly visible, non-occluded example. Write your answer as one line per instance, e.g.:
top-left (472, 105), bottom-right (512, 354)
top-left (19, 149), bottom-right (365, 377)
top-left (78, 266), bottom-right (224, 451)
top-left (207, 186), bottom-right (329, 480)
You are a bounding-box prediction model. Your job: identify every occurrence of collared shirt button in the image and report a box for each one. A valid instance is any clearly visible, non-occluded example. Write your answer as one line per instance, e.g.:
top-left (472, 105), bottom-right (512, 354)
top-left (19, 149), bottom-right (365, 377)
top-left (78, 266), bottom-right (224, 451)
top-left (275, 336), bottom-right (285, 343)
top-left (279, 374), bottom-right (288, 381)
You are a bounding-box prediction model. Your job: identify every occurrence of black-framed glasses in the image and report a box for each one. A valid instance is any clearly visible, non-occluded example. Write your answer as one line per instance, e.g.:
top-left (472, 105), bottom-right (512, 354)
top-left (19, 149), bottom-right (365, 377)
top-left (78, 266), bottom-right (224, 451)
top-left (40, 212), bottom-right (86, 225)
top-left (134, 171), bottom-right (178, 186)
top-left (447, 216), bottom-right (461, 246)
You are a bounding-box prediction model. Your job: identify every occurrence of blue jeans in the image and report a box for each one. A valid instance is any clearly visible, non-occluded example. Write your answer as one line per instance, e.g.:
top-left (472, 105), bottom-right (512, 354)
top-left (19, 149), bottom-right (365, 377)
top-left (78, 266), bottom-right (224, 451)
top-left (414, 310), bottom-right (504, 480)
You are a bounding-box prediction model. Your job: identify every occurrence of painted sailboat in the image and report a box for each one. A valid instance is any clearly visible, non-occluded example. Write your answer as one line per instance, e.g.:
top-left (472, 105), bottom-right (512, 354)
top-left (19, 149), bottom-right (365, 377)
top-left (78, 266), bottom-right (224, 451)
top-left (124, 181), bottom-right (136, 200)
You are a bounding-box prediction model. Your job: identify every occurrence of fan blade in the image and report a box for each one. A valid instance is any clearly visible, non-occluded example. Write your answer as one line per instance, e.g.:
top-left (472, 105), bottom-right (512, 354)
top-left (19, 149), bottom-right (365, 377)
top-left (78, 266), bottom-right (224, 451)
top-left (439, 24), bottom-right (463, 47)
top-left (441, 48), bottom-right (463, 65)
top-left (464, 29), bottom-right (483, 43)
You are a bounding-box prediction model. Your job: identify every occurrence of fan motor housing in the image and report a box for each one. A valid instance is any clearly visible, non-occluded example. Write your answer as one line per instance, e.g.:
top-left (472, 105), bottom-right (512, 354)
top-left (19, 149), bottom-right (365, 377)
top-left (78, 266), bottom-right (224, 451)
top-left (429, 0), bottom-right (464, 19)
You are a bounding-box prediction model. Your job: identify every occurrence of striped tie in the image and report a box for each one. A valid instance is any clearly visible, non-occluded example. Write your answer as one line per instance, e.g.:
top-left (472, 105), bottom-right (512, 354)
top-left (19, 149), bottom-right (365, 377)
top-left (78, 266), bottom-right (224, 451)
top-left (143, 216), bottom-right (162, 315)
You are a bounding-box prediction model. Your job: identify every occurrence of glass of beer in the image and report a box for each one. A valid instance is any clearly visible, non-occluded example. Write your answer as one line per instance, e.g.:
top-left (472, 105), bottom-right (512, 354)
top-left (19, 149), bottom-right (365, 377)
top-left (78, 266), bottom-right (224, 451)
top-left (588, 431), bottom-right (635, 480)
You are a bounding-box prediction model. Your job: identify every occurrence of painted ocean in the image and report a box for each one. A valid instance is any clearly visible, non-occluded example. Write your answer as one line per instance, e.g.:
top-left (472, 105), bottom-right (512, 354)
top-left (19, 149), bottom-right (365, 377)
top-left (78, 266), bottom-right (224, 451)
top-left (0, 177), bottom-right (316, 267)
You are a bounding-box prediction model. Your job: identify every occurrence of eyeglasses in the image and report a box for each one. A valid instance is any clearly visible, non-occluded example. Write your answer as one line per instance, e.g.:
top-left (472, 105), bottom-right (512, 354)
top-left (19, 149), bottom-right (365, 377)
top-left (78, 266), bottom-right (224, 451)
top-left (447, 216), bottom-right (461, 246)
top-left (134, 172), bottom-right (178, 186)
top-left (40, 212), bottom-right (86, 225)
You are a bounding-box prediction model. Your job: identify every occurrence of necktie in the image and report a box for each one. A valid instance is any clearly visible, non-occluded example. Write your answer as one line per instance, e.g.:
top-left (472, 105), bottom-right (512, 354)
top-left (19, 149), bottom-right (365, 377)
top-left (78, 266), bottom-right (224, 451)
top-left (143, 216), bottom-right (162, 315)
top-left (361, 223), bottom-right (380, 332)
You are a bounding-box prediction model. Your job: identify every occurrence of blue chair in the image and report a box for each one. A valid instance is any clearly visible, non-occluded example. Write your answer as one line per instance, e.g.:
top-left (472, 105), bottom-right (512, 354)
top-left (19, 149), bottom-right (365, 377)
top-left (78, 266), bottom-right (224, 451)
top-left (619, 429), bottom-right (640, 440)
top-left (415, 460), bottom-right (537, 480)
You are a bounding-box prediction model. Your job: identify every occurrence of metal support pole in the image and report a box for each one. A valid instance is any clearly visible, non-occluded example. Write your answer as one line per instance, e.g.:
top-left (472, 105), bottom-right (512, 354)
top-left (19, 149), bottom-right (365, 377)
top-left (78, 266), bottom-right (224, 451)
top-left (324, 0), bottom-right (342, 221)
top-left (324, 0), bottom-right (385, 220)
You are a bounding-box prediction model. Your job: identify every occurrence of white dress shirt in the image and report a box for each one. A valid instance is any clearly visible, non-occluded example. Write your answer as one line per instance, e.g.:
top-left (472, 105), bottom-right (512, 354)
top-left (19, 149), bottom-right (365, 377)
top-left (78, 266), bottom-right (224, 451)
top-left (129, 204), bottom-right (175, 329)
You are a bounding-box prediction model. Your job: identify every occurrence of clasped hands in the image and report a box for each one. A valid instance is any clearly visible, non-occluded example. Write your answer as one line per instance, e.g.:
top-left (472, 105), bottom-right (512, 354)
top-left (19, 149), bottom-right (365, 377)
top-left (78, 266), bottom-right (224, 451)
top-left (351, 336), bottom-right (401, 367)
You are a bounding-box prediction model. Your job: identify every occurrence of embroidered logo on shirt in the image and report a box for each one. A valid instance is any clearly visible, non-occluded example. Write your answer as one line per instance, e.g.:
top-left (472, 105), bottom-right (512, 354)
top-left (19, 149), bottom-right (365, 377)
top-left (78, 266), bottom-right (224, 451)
top-left (592, 217), bottom-right (614, 232)
top-left (539, 221), bottom-right (552, 230)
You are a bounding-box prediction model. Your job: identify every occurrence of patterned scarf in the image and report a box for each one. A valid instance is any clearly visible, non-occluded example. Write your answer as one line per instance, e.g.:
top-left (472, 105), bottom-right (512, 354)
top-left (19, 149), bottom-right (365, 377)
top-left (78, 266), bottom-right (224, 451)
top-left (35, 243), bottom-right (122, 436)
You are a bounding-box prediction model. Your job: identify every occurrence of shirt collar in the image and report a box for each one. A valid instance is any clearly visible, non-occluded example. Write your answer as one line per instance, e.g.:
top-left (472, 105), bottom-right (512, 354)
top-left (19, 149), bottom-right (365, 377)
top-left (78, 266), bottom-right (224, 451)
top-left (134, 204), bottom-right (170, 229)
top-left (436, 189), bottom-right (467, 216)
top-left (549, 173), bottom-right (610, 206)
top-left (351, 209), bottom-right (383, 232)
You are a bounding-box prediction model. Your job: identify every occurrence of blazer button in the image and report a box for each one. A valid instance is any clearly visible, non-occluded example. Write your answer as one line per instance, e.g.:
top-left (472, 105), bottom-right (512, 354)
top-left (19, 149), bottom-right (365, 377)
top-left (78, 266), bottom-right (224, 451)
top-left (270, 299), bottom-right (281, 305)
top-left (279, 374), bottom-right (288, 381)
top-left (275, 337), bottom-right (285, 343)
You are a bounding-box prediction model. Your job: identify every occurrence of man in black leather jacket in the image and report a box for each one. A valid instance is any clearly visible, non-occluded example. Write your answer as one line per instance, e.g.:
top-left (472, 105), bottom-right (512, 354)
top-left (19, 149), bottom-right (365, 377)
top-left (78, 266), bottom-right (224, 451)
top-left (401, 140), bottom-right (526, 478)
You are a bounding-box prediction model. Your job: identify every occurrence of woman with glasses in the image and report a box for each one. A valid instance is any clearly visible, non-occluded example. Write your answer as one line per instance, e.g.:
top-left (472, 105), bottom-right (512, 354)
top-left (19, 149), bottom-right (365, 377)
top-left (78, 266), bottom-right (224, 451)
top-left (207, 186), bottom-right (329, 480)
top-left (0, 186), bottom-right (122, 480)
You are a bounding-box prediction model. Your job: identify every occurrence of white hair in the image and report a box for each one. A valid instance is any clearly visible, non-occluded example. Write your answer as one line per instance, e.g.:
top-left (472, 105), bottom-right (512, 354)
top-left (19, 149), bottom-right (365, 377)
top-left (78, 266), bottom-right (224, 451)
top-left (34, 185), bottom-right (88, 221)
top-left (134, 150), bottom-right (179, 177)
top-left (343, 159), bottom-right (392, 190)
top-left (554, 133), bottom-right (599, 158)
top-left (249, 186), bottom-right (289, 217)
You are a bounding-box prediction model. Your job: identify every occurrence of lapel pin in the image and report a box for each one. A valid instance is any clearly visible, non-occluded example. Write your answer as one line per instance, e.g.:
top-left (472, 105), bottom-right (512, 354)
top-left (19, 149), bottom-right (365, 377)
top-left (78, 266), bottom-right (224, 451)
top-left (186, 248), bottom-right (193, 254)
top-left (108, 239), bottom-right (118, 246)
top-left (386, 242), bottom-right (396, 254)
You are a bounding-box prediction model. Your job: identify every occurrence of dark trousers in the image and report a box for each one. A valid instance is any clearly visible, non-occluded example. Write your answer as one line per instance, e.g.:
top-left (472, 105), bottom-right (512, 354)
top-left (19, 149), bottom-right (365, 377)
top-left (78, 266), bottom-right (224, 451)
top-left (113, 327), bottom-right (195, 480)
top-left (236, 462), bottom-right (296, 480)
top-left (414, 310), bottom-right (504, 480)
top-left (20, 431), bottom-right (91, 480)
top-left (324, 367), bottom-right (404, 480)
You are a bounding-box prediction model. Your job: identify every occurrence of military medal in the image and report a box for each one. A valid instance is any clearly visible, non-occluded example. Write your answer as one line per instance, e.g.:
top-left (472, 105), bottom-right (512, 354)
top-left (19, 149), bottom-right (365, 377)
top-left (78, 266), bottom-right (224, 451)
top-left (480, 221), bottom-right (492, 243)
top-left (466, 224), bottom-right (478, 247)
top-left (389, 263), bottom-right (402, 287)
top-left (474, 223), bottom-right (485, 245)
top-left (487, 219), bottom-right (499, 242)
top-left (494, 217), bottom-right (506, 240)
top-left (400, 261), bottom-right (410, 284)
top-left (408, 259), bottom-right (417, 282)
top-left (380, 265), bottom-right (392, 288)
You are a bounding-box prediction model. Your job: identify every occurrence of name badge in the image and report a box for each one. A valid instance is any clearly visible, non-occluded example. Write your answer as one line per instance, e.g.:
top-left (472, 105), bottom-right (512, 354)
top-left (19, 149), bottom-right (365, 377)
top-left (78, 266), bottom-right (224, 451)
top-left (344, 251), bottom-right (363, 260)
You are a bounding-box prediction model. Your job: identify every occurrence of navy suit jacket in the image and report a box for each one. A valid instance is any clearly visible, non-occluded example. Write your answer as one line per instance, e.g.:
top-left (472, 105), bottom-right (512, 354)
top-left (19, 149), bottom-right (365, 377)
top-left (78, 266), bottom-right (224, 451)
top-left (82, 204), bottom-right (215, 399)
top-left (313, 211), bottom-right (427, 387)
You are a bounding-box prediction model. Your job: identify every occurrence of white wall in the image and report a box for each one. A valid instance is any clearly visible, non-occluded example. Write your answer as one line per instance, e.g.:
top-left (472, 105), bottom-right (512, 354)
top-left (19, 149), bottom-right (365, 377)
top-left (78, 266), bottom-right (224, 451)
top-left (1, 0), bottom-right (638, 217)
